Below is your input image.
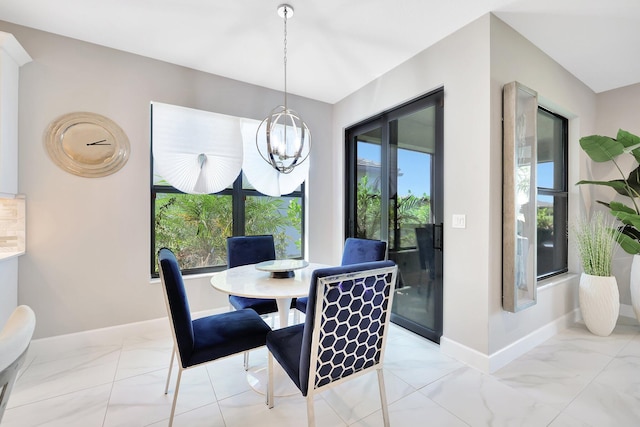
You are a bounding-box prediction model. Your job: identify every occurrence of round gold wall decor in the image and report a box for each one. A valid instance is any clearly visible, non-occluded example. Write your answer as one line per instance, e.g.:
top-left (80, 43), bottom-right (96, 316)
top-left (45, 112), bottom-right (130, 177)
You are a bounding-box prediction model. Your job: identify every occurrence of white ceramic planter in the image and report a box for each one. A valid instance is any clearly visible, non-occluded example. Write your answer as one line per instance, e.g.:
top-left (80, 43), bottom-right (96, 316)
top-left (579, 273), bottom-right (619, 336)
top-left (630, 255), bottom-right (640, 321)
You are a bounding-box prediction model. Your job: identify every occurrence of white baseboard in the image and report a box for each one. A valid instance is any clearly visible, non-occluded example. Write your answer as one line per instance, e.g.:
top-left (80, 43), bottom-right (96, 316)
top-left (619, 303), bottom-right (638, 321)
top-left (32, 304), bottom-right (637, 372)
top-left (442, 305), bottom-right (638, 374)
top-left (441, 308), bottom-right (580, 374)
top-left (30, 307), bottom-right (227, 346)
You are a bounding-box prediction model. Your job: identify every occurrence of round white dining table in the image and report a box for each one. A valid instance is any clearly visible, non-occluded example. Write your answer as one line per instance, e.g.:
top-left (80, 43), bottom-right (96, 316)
top-left (210, 261), bottom-right (330, 328)
top-left (210, 261), bottom-right (330, 396)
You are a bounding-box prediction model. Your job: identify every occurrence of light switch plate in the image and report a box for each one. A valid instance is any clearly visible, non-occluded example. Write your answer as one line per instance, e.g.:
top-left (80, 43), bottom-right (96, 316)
top-left (452, 214), bottom-right (466, 229)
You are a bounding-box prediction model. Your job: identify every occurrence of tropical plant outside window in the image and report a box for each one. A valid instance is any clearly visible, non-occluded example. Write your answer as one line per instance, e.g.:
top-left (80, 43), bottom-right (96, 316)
top-left (152, 176), bottom-right (303, 276)
top-left (392, 191), bottom-right (431, 249)
top-left (355, 147), bottom-right (431, 250)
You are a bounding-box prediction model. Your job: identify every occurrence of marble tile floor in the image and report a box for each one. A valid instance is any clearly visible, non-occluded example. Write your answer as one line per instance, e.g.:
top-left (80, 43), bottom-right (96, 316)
top-left (3, 314), bottom-right (640, 427)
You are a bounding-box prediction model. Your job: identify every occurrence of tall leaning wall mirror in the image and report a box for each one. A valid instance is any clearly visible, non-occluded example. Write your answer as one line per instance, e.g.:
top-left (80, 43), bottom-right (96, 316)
top-left (503, 81), bottom-right (538, 312)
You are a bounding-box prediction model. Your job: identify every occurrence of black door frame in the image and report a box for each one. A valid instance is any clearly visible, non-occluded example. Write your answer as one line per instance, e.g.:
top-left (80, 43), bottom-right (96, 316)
top-left (344, 88), bottom-right (444, 343)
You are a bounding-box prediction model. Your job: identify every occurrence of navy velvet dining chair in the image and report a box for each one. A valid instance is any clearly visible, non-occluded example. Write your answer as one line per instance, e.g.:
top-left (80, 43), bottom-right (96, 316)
top-left (227, 235), bottom-right (283, 368)
top-left (266, 260), bottom-right (398, 427)
top-left (227, 235), bottom-right (279, 315)
top-left (158, 248), bottom-right (271, 427)
top-left (295, 237), bottom-right (387, 316)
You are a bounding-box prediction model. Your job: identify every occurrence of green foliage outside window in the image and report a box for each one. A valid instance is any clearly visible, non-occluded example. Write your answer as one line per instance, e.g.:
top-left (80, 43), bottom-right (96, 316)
top-left (154, 192), bottom-right (302, 273)
top-left (155, 193), bottom-right (232, 269)
top-left (356, 175), bottom-right (382, 239)
top-left (356, 175), bottom-right (431, 248)
top-left (537, 207), bottom-right (554, 231)
top-left (245, 196), bottom-right (301, 259)
top-left (287, 199), bottom-right (303, 251)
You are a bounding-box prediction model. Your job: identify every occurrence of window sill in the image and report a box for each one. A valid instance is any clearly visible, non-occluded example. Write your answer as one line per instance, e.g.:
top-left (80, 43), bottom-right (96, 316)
top-left (538, 272), bottom-right (579, 290)
top-left (149, 271), bottom-right (216, 285)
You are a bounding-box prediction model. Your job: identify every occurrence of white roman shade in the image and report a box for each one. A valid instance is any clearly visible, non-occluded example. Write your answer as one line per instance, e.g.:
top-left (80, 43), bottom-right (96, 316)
top-left (241, 118), bottom-right (308, 197)
top-left (152, 102), bottom-right (307, 196)
top-left (152, 102), bottom-right (243, 194)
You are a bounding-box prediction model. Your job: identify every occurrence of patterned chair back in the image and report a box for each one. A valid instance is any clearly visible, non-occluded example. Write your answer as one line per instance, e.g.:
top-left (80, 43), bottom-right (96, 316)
top-left (299, 260), bottom-right (397, 395)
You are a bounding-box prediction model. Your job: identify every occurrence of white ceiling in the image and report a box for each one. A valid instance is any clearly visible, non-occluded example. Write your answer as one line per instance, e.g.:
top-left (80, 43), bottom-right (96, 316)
top-left (0, 0), bottom-right (638, 104)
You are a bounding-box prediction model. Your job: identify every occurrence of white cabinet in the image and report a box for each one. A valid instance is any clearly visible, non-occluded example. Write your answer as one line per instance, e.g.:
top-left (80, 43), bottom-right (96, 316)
top-left (0, 32), bottom-right (30, 327)
top-left (0, 32), bottom-right (31, 194)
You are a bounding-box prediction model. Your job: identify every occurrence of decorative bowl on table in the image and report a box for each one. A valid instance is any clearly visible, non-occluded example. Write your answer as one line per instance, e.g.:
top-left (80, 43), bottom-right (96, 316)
top-left (255, 260), bottom-right (309, 278)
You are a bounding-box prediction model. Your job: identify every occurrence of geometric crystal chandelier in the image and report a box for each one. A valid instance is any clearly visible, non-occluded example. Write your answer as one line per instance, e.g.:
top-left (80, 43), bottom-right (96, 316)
top-left (256, 4), bottom-right (311, 174)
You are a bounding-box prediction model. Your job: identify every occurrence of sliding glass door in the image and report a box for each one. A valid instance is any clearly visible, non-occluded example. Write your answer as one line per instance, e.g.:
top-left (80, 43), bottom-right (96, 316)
top-left (345, 89), bottom-right (444, 343)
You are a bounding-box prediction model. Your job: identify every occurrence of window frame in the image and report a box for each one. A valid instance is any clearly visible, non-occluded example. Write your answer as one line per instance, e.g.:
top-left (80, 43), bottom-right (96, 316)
top-left (151, 178), bottom-right (305, 277)
top-left (536, 106), bottom-right (568, 281)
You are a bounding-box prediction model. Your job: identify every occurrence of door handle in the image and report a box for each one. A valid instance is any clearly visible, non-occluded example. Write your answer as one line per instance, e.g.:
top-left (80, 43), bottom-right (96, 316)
top-left (433, 223), bottom-right (443, 251)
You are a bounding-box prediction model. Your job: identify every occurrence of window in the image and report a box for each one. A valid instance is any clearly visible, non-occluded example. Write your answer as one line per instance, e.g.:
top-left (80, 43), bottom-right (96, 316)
top-left (151, 104), bottom-right (304, 277)
top-left (536, 107), bottom-right (568, 280)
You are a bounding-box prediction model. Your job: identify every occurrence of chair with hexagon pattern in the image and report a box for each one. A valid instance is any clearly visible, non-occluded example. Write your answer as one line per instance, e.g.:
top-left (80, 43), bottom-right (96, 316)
top-left (265, 260), bottom-right (397, 427)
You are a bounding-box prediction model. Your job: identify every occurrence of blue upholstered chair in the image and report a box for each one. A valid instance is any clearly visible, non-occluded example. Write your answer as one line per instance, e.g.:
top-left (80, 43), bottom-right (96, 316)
top-left (295, 237), bottom-right (387, 315)
top-left (0, 305), bottom-right (36, 424)
top-left (266, 260), bottom-right (398, 427)
top-left (226, 235), bottom-right (281, 369)
top-left (158, 248), bottom-right (271, 427)
top-left (227, 235), bottom-right (279, 315)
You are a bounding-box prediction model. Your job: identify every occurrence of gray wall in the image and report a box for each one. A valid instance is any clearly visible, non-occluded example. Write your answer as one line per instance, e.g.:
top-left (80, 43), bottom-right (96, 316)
top-left (593, 83), bottom-right (640, 308)
top-left (0, 20), bottom-right (332, 339)
top-left (488, 15), bottom-right (596, 361)
top-left (335, 13), bottom-right (495, 359)
top-left (333, 14), bottom-right (599, 371)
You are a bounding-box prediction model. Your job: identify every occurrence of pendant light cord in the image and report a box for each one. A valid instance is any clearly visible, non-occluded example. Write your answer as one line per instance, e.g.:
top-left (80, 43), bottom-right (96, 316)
top-left (255, 4), bottom-right (310, 174)
top-left (283, 6), bottom-right (288, 113)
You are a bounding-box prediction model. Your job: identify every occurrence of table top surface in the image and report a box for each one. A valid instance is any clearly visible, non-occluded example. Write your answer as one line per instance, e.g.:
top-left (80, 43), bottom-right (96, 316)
top-left (210, 262), bottom-right (331, 299)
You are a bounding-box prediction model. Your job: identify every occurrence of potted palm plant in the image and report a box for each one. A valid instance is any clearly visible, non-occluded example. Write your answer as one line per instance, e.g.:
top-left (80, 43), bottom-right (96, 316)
top-left (578, 129), bottom-right (640, 321)
top-left (573, 212), bottom-right (621, 336)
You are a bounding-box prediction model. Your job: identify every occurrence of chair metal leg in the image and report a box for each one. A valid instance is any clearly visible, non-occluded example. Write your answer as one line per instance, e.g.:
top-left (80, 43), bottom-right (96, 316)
top-left (377, 368), bottom-right (390, 427)
top-left (168, 367), bottom-right (183, 427)
top-left (231, 301), bottom-right (252, 371)
top-left (164, 346), bottom-right (176, 394)
top-left (306, 394), bottom-right (316, 427)
top-left (266, 352), bottom-right (274, 408)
